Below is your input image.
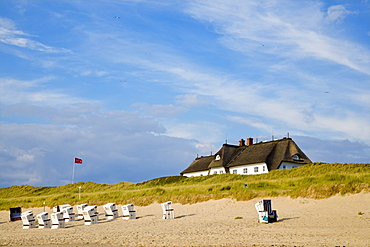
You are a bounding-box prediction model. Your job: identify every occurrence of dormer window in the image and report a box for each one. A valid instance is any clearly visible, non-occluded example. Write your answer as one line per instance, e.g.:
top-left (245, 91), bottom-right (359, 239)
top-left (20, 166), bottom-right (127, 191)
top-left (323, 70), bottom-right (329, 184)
top-left (215, 155), bottom-right (221, 161)
top-left (292, 154), bottom-right (300, 161)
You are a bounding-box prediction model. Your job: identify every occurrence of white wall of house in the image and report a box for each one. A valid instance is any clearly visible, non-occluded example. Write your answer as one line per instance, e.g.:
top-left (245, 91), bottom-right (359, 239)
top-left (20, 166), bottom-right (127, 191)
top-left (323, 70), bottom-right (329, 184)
top-left (278, 162), bottom-right (305, 170)
top-left (229, 163), bottom-right (269, 175)
top-left (183, 170), bottom-right (209, 177)
top-left (183, 162), bottom-right (306, 177)
top-left (209, 167), bottom-right (226, 175)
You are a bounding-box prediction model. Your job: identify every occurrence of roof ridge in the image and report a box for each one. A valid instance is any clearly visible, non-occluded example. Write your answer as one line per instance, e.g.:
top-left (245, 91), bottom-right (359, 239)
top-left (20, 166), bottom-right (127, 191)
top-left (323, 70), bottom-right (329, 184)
top-left (222, 143), bottom-right (239, 148)
top-left (253, 137), bottom-right (291, 145)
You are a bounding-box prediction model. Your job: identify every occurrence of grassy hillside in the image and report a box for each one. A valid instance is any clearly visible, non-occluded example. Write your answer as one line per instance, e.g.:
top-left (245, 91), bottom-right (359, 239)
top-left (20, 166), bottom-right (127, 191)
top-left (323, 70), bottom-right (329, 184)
top-left (1, 163), bottom-right (369, 210)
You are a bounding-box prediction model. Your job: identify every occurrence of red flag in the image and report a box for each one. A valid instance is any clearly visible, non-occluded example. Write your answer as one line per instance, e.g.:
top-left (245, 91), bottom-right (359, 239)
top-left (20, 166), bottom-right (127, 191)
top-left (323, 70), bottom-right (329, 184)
top-left (74, 158), bottom-right (83, 164)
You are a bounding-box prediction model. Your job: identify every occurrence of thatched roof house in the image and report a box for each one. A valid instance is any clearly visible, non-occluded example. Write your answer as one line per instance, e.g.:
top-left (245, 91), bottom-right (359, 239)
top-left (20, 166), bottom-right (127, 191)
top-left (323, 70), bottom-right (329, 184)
top-left (181, 137), bottom-right (311, 177)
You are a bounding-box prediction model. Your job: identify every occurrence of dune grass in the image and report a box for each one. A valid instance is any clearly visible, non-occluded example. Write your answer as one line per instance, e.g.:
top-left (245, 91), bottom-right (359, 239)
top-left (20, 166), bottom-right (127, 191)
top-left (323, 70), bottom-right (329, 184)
top-left (0, 163), bottom-right (369, 210)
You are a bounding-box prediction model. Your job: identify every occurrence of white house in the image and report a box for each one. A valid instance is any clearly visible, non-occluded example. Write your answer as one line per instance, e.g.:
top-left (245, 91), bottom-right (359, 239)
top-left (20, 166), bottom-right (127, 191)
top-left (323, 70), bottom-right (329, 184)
top-left (181, 137), bottom-right (311, 177)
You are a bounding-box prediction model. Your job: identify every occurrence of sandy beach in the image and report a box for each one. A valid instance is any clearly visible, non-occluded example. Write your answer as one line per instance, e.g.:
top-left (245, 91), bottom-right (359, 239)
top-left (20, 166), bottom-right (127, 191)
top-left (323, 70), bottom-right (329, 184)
top-left (1, 193), bottom-right (369, 247)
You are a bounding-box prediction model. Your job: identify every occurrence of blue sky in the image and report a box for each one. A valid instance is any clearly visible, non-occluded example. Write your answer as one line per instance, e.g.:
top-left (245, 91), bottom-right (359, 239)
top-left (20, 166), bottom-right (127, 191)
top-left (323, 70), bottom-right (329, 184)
top-left (0, 0), bottom-right (369, 187)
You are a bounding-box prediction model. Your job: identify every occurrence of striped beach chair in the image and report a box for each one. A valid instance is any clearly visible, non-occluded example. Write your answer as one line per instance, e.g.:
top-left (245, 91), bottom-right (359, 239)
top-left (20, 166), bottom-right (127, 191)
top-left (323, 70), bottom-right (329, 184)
top-left (121, 204), bottom-right (136, 220)
top-left (161, 201), bottom-right (174, 219)
top-left (21, 211), bottom-right (36, 229)
top-left (76, 204), bottom-right (88, 220)
top-left (53, 204), bottom-right (68, 212)
top-left (51, 212), bottom-right (65, 229)
top-left (83, 206), bottom-right (98, 225)
top-left (62, 206), bottom-right (75, 222)
top-left (103, 203), bottom-right (119, 219)
top-left (36, 212), bottom-right (51, 228)
top-left (255, 199), bottom-right (278, 223)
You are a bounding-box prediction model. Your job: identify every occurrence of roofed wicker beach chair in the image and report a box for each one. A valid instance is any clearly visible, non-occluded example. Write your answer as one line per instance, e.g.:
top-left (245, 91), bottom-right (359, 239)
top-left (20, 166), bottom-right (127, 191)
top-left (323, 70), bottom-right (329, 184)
top-left (103, 203), bottom-right (119, 219)
top-left (83, 205), bottom-right (98, 225)
top-left (21, 210), bottom-right (36, 229)
top-left (52, 204), bottom-right (72, 213)
top-left (51, 212), bottom-right (65, 229)
top-left (36, 212), bottom-right (51, 228)
top-left (62, 205), bottom-right (75, 222)
top-left (76, 203), bottom-right (88, 220)
top-left (121, 204), bottom-right (136, 220)
top-left (10, 207), bottom-right (21, 221)
top-left (161, 201), bottom-right (174, 219)
top-left (255, 199), bottom-right (278, 223)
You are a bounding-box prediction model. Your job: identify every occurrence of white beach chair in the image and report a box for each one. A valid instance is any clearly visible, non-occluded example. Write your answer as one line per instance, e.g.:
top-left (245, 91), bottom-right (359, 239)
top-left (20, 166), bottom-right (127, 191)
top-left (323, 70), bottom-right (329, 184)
top-left (90, 205), bottom-right (98, 216)
top-left (77, 203), bottom-right (88, 220)
top-left (83, 205), bottom-right (98, 225)
top-left (103, 203), bottom-right (119, 219)
top-left (161, 201), bottom-right (174, 219)
top-left (36, 212), bottom-right (51, 228)
top-left (121, 204), bottom-right (136, 220)
top-left (255, 199), bottom-right (278, 223)
top-left (22, 210), bottom-right (33, 215)
top-left (21, 211), bottom-right (36, 229)
top-left (52, 204), bottom-right (71, 213)
top-left (51, 212), bottom-right (65, 229)
top-left (62, 206), bottom-right (75, 222)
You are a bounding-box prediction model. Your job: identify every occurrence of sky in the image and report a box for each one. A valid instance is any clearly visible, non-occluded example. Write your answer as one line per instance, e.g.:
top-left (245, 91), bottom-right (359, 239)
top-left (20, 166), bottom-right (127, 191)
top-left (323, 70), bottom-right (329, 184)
top-left (0, 0), bottom-right (369, 188)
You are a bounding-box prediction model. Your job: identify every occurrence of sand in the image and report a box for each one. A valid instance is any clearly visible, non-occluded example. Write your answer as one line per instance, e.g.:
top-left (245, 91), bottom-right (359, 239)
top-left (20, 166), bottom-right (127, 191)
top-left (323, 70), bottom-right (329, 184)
top-left (0, 193), bottom-right (369, 247)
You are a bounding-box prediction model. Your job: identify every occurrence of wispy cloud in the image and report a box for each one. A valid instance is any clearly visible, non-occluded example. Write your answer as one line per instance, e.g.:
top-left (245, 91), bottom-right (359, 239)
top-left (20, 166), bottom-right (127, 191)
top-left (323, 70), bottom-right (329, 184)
top-left (132, 56), bottom-right (369, 142)
top-left (227, 116), bottom-right (273, 133)
top-left (185, 1), bottom-right (370, 75)
top-left (325, 5), bottom-right (356, 22)
top-left (175, 94), bottom-right (207, 107)
top-left (0, 77), bottom-right (96, 106)
top-left (133, 103), bottom-right (187, 118)
top-left (0, 17), bottom-right (71, 53)
top-left (164, 120), bottom-right (225, 144)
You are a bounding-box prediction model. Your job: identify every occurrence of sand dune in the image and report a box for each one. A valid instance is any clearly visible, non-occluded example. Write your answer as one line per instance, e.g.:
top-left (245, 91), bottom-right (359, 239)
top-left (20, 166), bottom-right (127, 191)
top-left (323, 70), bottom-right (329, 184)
top-left (1, 193), bottom-right (369, 247)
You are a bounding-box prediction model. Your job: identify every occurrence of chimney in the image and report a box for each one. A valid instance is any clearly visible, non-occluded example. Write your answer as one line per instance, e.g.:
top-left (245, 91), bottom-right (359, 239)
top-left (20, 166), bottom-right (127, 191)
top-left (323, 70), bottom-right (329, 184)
top-left (246, 137), bottom-right (253, 146)
top-left (239, 139), bottom-right (245, 146)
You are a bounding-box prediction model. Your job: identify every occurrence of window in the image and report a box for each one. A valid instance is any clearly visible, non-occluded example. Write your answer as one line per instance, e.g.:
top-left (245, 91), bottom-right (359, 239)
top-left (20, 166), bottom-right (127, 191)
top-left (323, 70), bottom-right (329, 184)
top-left (254, 167), bottom-right (259, 173)
top-left (292, 154), bottom-right (300, 160)
top-left (214, 171), bottom-right (217, 174)
top-left (263, 166), bottom-right (265, 172)
top-left (243, 168), bottom-right (248, 174)
top-left (219, 171), bottom-right (224, 174)
top-left (233, 169), bottom-right (237, 174)
top-left (282, 165), bottom-right (286, 169)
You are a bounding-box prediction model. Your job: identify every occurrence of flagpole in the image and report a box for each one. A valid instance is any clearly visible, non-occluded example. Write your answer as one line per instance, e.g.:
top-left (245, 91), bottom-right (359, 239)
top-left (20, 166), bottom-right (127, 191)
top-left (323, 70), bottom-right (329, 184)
top-left (72, 157), bottom-right (82, 184)
top-left (72, 159), bottom-right (76, 184)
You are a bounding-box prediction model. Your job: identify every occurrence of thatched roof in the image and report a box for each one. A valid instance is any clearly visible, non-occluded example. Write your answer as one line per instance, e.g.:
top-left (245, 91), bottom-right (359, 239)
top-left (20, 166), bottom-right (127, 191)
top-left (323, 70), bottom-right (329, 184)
top-left (208, 144), bottom-right (244, 169)
top-left (180, 155), bottom-right (213, 175)
top-left (180, 138), bottom-right (311, 175)
top-left (226, 138), bottom-right (312, 171)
